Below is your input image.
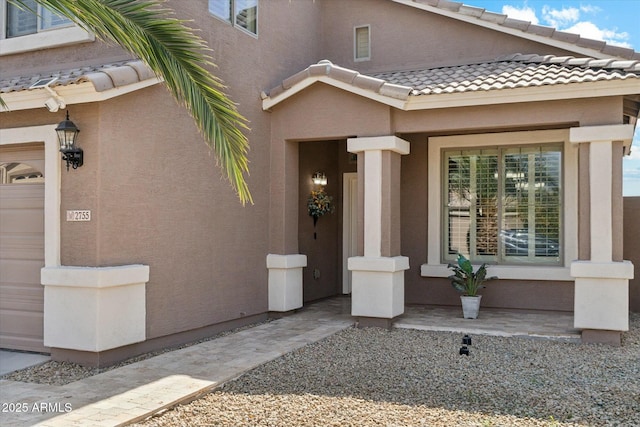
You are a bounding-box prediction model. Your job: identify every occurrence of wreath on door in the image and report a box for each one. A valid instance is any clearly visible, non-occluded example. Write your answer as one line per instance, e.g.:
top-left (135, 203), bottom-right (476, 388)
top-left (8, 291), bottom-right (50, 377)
top-left (307, 189), bottom-right (334, 238)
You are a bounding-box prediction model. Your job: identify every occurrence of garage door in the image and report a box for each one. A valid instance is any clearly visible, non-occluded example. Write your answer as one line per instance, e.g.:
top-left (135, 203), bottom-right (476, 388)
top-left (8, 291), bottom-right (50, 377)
top-left (0, 143), bottom-right (47, 353)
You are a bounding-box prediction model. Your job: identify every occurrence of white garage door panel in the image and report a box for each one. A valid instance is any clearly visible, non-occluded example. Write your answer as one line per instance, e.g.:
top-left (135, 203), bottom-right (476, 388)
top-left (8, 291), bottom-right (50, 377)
top-left (0, 153), bottom-right (47, 353)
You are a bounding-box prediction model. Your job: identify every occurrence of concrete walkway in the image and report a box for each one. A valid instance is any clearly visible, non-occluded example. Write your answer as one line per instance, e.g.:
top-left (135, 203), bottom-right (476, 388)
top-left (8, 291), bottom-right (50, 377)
top-left (0, 298), bottom-right (579, 427)
top-left (0, 351), bottom-right (50, 376)
top-left (0, 301), bottom-right (353, 427)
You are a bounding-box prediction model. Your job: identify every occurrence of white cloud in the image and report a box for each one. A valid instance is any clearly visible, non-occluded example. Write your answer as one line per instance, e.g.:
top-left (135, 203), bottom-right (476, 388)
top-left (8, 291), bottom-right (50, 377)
top-left (542, 5), bottom-right (580, 28)
top-left (502, 5), bottom-right (539, 24)
top-left (496, 3), bottom-right (633, 48)
top-left (563, 21), bottom-right (631, 47)
top-left (578, 5), bottom-right (601, 15)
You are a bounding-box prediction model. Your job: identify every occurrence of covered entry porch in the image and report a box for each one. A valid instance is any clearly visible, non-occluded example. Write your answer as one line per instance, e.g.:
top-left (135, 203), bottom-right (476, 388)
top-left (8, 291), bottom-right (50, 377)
top-left (263, 58), bottom-right (635, 344)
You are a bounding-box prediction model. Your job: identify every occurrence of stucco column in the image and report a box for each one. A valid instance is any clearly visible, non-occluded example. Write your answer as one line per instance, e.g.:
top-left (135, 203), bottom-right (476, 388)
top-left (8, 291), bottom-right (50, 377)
top-left (569, 124), bottom-right (635, 345)
top-left (347, 136), bottom-right (410, 325)
top-left (41, 265), bottom-right (148, 352)
top-left (266, 140), bottom-right (306, 312)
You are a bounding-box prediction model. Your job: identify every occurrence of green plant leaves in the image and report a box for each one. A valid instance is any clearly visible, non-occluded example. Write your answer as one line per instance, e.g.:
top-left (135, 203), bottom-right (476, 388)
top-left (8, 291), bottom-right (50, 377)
top-left (447, 253), bottom-right (497, 297)
top-left (26, 0), bottom-right (252, 204)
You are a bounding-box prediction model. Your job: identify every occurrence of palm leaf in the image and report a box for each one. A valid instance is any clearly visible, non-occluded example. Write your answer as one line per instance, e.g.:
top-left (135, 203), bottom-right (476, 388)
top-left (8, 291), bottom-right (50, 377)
top-left (22, 0), bottom-right (252, 204)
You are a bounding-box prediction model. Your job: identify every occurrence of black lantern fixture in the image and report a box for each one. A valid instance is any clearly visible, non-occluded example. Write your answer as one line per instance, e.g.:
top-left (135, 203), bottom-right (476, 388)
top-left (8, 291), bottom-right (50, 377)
top-left (56, 111), bottom-right (82, 171)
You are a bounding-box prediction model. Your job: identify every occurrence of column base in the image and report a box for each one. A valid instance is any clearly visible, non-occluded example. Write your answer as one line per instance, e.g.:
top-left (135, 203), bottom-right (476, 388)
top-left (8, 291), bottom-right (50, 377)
top-left (571, 260), bottom-right (633, 332)
top-left (355, 316), bottom-right (397, 330)
top-left (267, 254), bottom-right (307, 312)
top-left (581, 329), bottom-right (621, 346)
top-left (349, 256), bottom-right (409, 319)
top-left (41, 265), bottom-right (148, 352)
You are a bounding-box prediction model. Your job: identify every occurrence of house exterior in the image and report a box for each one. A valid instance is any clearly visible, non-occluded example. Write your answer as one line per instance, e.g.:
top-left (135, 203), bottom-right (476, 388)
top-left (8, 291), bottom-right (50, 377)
top-left (0, 0), bottom-right (638, 365)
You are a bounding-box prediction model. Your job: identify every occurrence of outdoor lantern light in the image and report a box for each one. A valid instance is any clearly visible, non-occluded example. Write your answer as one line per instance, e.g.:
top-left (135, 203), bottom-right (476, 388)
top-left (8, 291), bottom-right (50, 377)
top-left (312, 172), bottom-right (327, 186)
top-left (56, 111), bottom-right (82, 170)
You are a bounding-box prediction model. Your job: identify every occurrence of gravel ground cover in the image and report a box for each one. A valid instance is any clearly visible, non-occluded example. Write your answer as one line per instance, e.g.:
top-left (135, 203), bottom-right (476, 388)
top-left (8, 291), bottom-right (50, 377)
top-left (134, 313), bottom-right (640, 427)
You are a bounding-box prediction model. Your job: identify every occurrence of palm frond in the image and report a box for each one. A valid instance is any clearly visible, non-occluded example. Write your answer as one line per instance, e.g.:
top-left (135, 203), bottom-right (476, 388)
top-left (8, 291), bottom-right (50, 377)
top-left (30, 0), bottom-right (252, 204)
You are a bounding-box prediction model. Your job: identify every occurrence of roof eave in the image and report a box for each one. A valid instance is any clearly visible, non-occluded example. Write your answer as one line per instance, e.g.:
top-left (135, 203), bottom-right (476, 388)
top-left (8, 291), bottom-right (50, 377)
top-left (405, 79), bottom-right (640, 110)
top-left (262, 76), bottom-right (409, 111)
top-left (0, 77), bottom-right (162, 112)
top-left (263, 77), bottom-right (640, 113)
top-left (391, 0), bottom-right (634, 60)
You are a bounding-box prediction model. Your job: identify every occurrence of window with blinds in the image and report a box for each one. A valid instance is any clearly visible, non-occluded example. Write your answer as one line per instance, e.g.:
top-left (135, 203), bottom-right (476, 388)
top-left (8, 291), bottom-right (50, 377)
top-left (6, 0), bottom-right (71, 38)
top-left (354, 25), bottom-right (370, 61)
top-left (444, 144), bottom-right (562, 265)
top-left (209, 0), bottom-right (258, 35)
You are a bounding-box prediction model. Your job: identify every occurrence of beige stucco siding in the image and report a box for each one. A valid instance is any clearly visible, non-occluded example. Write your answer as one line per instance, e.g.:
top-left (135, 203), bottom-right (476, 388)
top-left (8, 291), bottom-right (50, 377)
top-left (0, 0), bottom-right (327, 345)
top-left (320, 0), bottom-right (578, 73)
top-left (625, 197), bottom-right (640, 312)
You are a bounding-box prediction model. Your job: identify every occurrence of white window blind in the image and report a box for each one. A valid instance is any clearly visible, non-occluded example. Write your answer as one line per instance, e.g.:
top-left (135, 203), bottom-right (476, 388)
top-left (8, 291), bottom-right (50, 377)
top-left (209, 0), bottom-right (232, 22)
top-left (444, 144), bottom-right (562, 265)
top-left (6, 0), bottom-right (37, 37)
top-left (6, 0), bottom-right (71, 38)
top-left (354, 26), bottom-right (370, 61)
top-left (235, 0), bottom-right (257, 34)
top-left (209, 0), bottom-right (257, 35)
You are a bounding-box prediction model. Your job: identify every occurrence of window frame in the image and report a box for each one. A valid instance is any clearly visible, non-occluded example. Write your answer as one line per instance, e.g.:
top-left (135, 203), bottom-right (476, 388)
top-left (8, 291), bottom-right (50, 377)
top-left (354, 25), bottom-right (370, 62)
top-left (208, 0), bottom-right (258, 37)
top-left (5, 0), bottom-right (72, 37)
top-left (422, 129), bottom-right (579, 281)
top-left (0, 0), bottom-right (94, 55)
top-left (442, 143), bottom-right (564, 266)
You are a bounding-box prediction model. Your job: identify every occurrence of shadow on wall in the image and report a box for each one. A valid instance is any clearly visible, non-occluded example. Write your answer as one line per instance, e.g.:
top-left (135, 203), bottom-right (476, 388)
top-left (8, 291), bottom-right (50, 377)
top-left (624, 196), bottom-right (640, 312)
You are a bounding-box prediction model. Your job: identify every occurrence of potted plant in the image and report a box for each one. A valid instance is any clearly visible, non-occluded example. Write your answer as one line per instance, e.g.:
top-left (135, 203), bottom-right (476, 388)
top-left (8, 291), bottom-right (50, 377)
top-left (447, 253), bottom-right (497, 319)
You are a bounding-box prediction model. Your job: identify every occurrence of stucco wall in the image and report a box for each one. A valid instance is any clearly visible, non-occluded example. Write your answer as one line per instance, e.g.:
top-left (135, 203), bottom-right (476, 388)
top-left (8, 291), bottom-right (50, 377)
top-left (319, 0), bottom-right (578, 73)
top-left (624, 197), bottom-right (640, 312)
top-left (2, 0), bottom-right (325, 350)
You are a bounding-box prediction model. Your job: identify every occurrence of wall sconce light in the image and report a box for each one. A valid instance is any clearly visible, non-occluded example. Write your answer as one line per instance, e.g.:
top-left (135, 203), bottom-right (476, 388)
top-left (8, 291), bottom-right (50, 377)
top-left (312, 172), bottom-right (327, 186)
top-left (56, 111), bottom-right (82, 171)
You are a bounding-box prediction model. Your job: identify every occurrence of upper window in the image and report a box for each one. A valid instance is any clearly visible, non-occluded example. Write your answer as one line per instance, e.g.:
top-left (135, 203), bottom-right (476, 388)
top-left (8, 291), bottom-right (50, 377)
top-left (443, 144), bottom-right (562, 265)
top-left (354, 25), bottom-right (370, 61)
top-left (1, 0), bottom-right (93, 55)
top-left (6, 0), bottom-right (72, 38)
top-left (208, 0), bottom-right (257, 36)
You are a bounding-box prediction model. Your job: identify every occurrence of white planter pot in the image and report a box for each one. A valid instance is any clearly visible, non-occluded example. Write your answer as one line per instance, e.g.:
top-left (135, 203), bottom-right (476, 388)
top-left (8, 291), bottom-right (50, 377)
top-left (460, 295), bottom-right (482, 319)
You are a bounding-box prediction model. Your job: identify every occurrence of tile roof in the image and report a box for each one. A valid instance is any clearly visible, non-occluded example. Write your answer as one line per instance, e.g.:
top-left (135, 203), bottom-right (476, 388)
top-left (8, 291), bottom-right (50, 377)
top-left (0, 60), bottom-right (156, 94)
top-left (395, 0), bottom-right (640, 60)
top-left (264, 54), bottom-right (640, 105)
top-left (370, 53), bottom-right (640, 96)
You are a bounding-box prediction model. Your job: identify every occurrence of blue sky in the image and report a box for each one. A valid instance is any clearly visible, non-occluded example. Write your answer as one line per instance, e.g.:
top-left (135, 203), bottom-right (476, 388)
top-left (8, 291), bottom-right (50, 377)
top-left (468, 0), bottom-right (640, 196)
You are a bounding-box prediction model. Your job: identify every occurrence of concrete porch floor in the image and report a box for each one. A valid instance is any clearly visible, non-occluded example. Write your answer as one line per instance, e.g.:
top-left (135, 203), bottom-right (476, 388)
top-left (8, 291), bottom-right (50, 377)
top-left (316, 296), bottom-right (581, 342)
top-left (0, 297), bottom-right (579, 378)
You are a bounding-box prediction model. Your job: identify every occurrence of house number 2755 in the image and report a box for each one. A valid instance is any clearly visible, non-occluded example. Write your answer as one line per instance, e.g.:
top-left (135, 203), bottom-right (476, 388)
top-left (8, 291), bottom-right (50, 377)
top-left (66, 210), bottom-right (91, 222)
